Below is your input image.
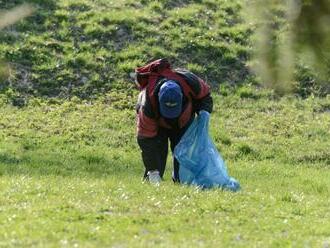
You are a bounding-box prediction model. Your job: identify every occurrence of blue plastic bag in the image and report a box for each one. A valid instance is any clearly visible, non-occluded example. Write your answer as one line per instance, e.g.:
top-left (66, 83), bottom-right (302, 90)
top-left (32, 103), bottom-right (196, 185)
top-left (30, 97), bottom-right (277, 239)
top-left (174, 111), bottom-right (240, 191)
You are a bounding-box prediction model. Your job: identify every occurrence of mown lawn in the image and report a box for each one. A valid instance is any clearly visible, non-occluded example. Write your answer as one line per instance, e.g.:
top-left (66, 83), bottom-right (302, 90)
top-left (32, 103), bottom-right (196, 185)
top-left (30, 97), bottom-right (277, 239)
top-left (0, 91), bottom-right (329, 247)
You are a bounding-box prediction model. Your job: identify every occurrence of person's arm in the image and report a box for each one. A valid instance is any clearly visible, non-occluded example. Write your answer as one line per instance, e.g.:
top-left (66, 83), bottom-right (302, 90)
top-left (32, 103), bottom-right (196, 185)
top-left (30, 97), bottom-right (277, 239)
top-left (137, 110), bottom-right (158, 137)
top-left (194, 93), bottom-right (213, 114)
top-left (175, 69), bottom-right (213, 114)
top-left (136, 89), bottom-right (158, 138)
top-left (137, 133), bottom-right (167, 178)
top-left (136, 90), bottom-right (165, 177)
top-left (136, 92), bottom-right (168, 177)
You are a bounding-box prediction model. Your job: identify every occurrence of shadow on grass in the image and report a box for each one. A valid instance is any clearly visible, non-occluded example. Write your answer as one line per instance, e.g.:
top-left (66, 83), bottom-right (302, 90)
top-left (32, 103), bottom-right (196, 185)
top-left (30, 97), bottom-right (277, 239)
top-left (177, 42), bottom-right (250, 89)
top-left (0, 0), bottom-right (107, 99)
top-left (0, 149), bottom-right (143, 178)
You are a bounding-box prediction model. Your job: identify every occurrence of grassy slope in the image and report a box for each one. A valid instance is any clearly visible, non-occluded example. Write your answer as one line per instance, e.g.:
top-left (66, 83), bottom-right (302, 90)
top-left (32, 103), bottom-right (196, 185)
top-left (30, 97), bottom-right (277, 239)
top-left (0, 90), bottom-right (329, 247)
top-left (0, 0), bottom-right (250, 98)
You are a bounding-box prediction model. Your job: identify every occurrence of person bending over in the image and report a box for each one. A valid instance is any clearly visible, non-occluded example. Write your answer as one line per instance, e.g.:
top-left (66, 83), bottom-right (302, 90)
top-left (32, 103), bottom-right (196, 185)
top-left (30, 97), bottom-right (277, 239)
top-left (134, 59), bottom-right (213, 184)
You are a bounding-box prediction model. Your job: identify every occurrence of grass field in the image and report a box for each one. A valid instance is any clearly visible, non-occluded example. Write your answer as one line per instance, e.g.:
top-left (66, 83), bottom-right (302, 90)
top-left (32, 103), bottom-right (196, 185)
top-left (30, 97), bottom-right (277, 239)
top-left (1, 0), bottom-right (330, 247)
top-left (0, 89), bottom-right (329, 247)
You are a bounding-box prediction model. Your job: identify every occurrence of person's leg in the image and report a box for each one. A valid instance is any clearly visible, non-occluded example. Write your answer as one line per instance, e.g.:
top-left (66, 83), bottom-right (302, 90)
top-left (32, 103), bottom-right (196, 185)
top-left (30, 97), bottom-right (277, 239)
top-left (137, 130), bottom-right (168, 179)
top-left (169, 133), bottom-right (181, 182)
top-left (157, 130), bottom-right (169, 178)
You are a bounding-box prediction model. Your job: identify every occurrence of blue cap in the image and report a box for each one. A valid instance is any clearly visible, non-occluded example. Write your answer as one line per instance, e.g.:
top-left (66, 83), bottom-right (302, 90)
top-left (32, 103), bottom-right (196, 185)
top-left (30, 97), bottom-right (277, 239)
top-left (158, 80), bottom-right (183, 119)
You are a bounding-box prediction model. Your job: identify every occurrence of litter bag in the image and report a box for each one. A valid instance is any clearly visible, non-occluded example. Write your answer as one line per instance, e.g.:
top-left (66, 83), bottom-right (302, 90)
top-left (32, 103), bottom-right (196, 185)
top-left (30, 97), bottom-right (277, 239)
top-left (174, 111), bottom-right (240, 191)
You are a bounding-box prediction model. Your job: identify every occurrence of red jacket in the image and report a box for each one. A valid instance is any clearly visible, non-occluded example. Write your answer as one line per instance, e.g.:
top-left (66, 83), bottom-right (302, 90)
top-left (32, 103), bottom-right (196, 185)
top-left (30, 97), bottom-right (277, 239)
top-left (135, 59), bottom-right (213, 138)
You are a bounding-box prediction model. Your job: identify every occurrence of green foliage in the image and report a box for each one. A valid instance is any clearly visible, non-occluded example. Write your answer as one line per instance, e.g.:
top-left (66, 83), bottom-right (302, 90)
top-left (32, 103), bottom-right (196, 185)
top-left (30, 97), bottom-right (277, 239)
top-left (294, 0), bottom-right (330, 72)
top-left (246, 0), bottom-right (330, 96)
top-left (0, 61), bottom-right (9, 82)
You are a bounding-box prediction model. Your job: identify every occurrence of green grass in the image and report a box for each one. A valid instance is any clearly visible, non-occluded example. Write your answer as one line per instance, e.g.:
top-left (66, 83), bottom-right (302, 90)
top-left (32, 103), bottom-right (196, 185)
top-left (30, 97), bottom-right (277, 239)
top-left (1, 0), bottom-right (326, 103)
top-left (0, 90), bottom-right (329, 247)
top-left (0, 0), bottom-right (250, 98)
